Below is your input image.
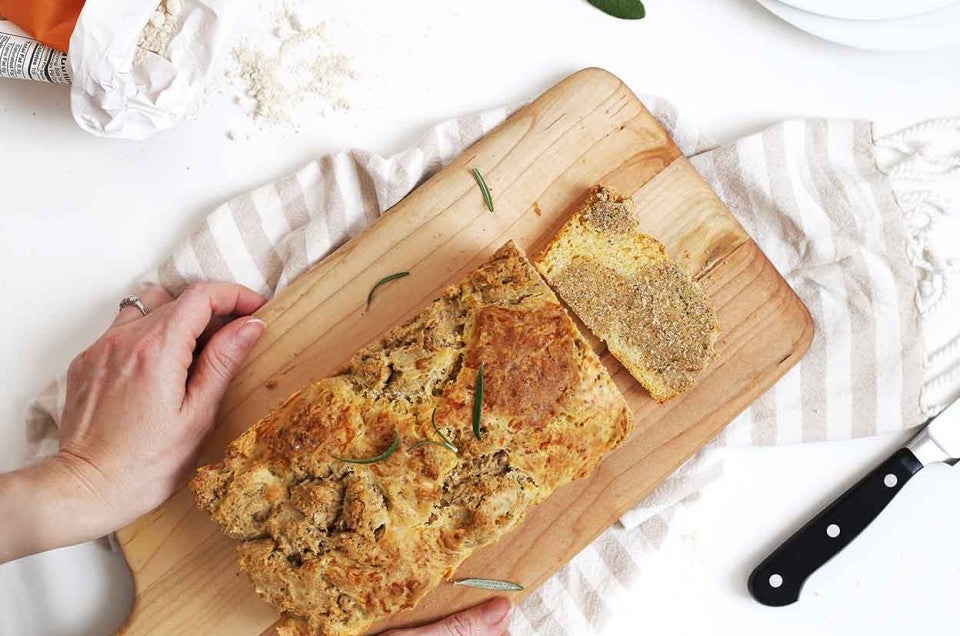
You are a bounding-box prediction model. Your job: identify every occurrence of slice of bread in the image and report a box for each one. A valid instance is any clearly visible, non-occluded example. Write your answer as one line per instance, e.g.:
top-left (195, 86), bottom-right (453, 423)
top-left (535, 186), bottom-right (719, 403)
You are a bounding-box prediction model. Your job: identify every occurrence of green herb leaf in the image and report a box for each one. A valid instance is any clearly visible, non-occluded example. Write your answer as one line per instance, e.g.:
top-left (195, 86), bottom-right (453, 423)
top-left (432, 407), bottom-right (459, 452)
top-left (367, 272), bottom-right (410, 309)
top-left (333, 428), bottom-right (401, 464)
top-left (472, 363), bottom-right (484, 440)
top-left (471, 168), bottom-right (495, 212)
top-left (586, 0), bottom-right (645, 19)
top-left (409, 408), bottom-right (459, 454)
top-left (454, 578), bottom-right (524, 592)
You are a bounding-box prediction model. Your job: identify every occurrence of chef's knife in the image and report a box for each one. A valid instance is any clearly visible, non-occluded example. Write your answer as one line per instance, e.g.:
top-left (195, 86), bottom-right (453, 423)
top-left (748, 397), bottom-right (960, 607)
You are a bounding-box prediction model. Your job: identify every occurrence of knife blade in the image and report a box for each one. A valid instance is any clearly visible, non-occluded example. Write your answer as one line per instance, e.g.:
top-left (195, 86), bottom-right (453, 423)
top-left (748, 397), bottom-right (960, 607)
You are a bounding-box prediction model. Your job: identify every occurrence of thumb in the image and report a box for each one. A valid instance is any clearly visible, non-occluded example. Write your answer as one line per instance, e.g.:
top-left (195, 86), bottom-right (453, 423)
top-left (185, 316), bottom-right (265, 424)
top-left (383, 597), bottom-right (513, 636)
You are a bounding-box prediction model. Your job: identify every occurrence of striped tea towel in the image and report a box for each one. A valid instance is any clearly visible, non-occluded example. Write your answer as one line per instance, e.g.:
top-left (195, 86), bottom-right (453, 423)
top-left (24, 103), bottom-right (960, 635)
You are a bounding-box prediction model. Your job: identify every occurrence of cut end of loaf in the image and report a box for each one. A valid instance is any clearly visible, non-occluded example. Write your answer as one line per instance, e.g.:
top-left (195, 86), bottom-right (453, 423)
top-left (535, 186), bottom-right (719, 403)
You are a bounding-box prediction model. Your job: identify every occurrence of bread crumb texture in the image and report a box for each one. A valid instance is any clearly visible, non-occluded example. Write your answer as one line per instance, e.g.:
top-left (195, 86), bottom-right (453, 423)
top-left (191, 242), bottom-right (631, 635)
top-left (536, 186), bottom-right (719, 403)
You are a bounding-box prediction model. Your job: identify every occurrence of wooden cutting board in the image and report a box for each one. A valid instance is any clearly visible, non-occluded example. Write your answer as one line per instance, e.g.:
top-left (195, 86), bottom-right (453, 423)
top-left (117, 68), bottom-right (813, 635)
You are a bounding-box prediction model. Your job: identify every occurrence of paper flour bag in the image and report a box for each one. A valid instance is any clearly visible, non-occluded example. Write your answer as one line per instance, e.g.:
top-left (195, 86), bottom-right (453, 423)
top-left (70, 0), bottom-right (241, 139)
top-left (1, 0), bottom-right (241, 139)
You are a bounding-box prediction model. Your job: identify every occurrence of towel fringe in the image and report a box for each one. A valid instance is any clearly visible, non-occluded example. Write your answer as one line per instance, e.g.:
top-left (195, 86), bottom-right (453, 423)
top-left (876, 118), bottom-right (960, 416)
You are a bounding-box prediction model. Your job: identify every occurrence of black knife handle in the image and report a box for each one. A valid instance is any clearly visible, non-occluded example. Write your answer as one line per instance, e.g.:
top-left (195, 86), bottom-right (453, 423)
top-left (748, 448), bottom-right (924, 607)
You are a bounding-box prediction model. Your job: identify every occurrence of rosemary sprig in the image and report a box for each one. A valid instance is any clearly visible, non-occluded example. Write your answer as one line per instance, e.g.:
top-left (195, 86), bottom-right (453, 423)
top-left (367, 272), bottom-right (410, 308)
top-left (586, 0), bottom-right (645, 19)
top-left (333, 429), bottom-right (400, 464)
top-left (432, 407), bottom-right (458, 452)
top-left (472, 363), bottom-right (484, 440)
top-left (408, 408), bottom-right (458, 454)
top-left (471, 168), bottom-right (494, 212)
top-left (454, 578), bottom-right (524, 592)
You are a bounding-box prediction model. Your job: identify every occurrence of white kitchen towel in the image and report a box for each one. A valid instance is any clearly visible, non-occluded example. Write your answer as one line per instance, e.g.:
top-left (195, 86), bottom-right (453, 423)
top-left (700, 119), bottom-right (928, 445)
top-left (24, 102), bottom-right (960, 634)
top-left (874, 119), bottom-right (960, 416)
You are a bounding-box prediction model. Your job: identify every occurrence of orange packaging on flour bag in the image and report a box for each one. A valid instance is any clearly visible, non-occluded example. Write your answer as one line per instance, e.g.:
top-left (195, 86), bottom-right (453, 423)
top-left (0, 0), bottom-right (85, 52)
top-left (1, 0), bottom-right (243, 140)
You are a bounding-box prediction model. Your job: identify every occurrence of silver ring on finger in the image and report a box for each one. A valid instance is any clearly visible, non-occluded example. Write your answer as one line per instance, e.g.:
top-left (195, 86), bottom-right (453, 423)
top-left (119, 295), bottom-right (148, 317)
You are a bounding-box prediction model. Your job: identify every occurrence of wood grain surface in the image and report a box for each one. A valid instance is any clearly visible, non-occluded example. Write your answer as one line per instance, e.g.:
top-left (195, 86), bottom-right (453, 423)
top-left (116, 68), bottom-right (814, 635)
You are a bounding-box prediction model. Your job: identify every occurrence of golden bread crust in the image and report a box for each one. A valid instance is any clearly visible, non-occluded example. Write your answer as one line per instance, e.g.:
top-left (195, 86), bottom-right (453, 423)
top-left (191, 241), bottom-right (631, 635)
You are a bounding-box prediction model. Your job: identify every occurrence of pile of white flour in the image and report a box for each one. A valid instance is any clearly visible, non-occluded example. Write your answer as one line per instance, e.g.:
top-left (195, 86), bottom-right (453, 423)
top-left (134, 0), bottom-right (356, 127)
top-left (230, 2), bottom-right (355, 125)
top-left (232, 10), bottom-right (355, 123)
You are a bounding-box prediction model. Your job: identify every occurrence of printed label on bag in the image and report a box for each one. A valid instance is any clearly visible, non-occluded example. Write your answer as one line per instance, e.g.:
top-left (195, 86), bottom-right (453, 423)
top-left (0, 24), bottom-right (71, 84)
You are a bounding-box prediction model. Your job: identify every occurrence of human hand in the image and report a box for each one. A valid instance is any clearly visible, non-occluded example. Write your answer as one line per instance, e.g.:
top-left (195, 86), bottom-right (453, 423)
top-left (0, 283), bottom-right (266, 562)
top-left (381, 597), bottom-right (514, 636)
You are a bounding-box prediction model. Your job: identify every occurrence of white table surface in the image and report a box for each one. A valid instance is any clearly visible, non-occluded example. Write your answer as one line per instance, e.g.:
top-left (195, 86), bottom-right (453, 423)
top-left (2, 0), bottom-right (959, 634)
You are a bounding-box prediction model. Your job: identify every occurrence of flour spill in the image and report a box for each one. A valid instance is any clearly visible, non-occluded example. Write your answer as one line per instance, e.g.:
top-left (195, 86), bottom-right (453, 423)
top-left (230, 4), bottom-right (356, 126)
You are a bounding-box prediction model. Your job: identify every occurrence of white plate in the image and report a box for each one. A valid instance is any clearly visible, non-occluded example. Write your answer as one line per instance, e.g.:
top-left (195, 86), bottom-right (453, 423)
top-left (756, 0), bottom-right (960, 51)
top-left (777, 0), bottom-right (959, 21)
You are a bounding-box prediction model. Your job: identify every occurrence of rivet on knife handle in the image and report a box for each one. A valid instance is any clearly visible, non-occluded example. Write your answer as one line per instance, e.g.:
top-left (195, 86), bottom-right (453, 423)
top-left (747, 448), bottom-right (923, 607)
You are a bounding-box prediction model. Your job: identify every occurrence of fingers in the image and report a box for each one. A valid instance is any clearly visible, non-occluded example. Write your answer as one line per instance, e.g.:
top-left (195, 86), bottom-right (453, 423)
top-left (182, 316), bottom-right (266, 426)
top-left (382, 598), bottom-right (513, 636)
top-left (112, 285), bottom-right (174, 327)
top-left (195, 313), bottom-right (231, 353)
top-left (173, 282), bottom-right (267, 339)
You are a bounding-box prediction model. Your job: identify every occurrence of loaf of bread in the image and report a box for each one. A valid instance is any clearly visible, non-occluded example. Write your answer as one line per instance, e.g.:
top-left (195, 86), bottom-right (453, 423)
top-left (535, 186), bottom-right (719, 403)
top-left (191, 241), bottom-right (632, 635)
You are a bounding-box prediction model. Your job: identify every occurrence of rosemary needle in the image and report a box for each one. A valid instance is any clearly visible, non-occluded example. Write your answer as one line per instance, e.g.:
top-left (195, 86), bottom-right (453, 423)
top-left (409, 408), bottom-right (458, 454)
top-left (472, 363), bottom-right (484, 440)
top-left (432, 407), bottom-right (458, 452)
top-left (471, 168), bottom-right (494, 212)
top-left (367, 272), bottom-right (410, 308)
top-left (333, 429), bottom-right (401, 465)
top-left (454, 578), bottom-right (524, 592)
